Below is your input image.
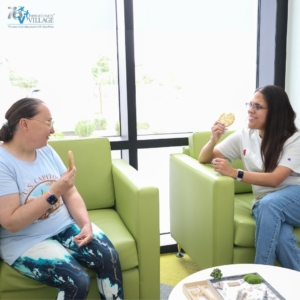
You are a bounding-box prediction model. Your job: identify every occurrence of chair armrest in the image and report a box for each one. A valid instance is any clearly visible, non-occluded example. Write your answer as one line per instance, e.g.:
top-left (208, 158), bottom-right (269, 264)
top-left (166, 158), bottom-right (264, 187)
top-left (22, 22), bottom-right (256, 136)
top-left (111, 158), bottom-right (160, 300)
top-left (170, 153), bottom-right (235, 268)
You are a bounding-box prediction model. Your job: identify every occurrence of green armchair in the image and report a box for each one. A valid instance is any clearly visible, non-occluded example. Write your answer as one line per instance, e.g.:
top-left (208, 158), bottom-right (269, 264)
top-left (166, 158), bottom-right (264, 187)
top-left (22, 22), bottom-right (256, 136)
top-left (169, 131), bottom-right (300, 269)
top-left (0, 137), bottom-right (160, 300)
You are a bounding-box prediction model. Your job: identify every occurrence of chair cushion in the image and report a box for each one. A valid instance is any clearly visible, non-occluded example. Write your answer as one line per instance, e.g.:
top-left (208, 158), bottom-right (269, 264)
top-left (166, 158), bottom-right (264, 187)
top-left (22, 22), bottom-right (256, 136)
top-left (234, 194), bottom-right (300, 248)
top-left (0, 209), bottom-right (138, 294)
top-left (234, 193), bottom-right (256, 247)
top-left (88, 209), bottom-right (138, 272)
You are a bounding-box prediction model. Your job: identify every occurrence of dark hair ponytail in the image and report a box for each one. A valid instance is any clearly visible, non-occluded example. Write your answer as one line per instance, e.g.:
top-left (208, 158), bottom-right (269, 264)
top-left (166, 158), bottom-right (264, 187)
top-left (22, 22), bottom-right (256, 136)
top-left (0, 122), bottom-right (13, 142)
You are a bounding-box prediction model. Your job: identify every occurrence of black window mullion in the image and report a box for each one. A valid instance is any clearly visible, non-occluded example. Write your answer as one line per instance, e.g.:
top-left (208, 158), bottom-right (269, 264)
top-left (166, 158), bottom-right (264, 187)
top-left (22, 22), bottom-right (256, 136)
top-left (123, 0), bottom-right (138, 169)
top-left (274, 0), bottom-right (288, 88)
top-left (115, 0), bottom-right (138, 169)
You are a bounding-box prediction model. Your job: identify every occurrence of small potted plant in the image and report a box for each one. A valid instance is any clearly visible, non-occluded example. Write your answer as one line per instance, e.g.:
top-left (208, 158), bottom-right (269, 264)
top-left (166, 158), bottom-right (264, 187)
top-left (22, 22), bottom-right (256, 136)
top-left (210, 268), bottom-right (223, 281)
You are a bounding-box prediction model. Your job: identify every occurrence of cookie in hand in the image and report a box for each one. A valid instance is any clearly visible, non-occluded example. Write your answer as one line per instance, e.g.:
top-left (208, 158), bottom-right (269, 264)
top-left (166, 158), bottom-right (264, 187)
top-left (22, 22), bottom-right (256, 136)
top-left (218, 113), bottom-right (235, 127)
top-left (68, 150), bottom-right (75, 170)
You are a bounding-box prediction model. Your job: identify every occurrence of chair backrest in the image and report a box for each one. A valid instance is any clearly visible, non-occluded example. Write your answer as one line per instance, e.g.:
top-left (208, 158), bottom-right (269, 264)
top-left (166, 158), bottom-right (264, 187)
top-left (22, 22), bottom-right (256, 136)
top-left (188, 131), bottom-right (252, 194)
top-left (48, 137), bottom-right (115, 209)
top-left (188, 131), bottom-right (234, 160)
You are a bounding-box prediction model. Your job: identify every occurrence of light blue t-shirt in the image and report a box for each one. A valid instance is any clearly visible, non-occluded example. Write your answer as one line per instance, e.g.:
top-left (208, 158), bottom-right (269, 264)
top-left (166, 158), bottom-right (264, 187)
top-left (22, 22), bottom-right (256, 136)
top-left (0, 145), bottom-right (75, 265)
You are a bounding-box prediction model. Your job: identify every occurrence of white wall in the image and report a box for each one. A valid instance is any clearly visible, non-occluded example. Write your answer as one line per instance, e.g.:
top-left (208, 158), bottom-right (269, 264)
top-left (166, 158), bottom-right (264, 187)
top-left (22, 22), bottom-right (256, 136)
top-left (286, 0), bottom-right (300, 128)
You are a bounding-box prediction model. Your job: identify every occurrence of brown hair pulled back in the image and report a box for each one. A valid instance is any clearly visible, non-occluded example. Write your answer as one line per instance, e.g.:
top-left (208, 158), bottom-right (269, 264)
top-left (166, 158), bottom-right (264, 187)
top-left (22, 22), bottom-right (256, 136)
top-left (0, 98), bottom-right (44, 142)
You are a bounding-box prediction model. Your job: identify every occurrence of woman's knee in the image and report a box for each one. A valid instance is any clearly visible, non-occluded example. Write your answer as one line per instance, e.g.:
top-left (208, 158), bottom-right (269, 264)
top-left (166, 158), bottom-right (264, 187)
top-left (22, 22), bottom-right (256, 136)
top-left (259, 193), bottom-right (275, 206)
top-left (259, 192), bottom-right (285, 213)
top-left (60, 268), bottom-right (91, 299)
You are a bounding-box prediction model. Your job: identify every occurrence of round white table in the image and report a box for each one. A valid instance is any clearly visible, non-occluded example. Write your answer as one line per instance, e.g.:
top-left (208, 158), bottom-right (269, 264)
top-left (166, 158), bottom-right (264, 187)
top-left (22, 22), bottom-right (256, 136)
top-left (169, 263), bottom-right (300, 299)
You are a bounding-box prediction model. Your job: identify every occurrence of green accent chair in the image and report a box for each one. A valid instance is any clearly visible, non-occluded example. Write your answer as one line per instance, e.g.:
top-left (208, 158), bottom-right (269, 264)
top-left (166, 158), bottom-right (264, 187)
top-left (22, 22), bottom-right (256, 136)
top-left (170, 131), bottom-right (300, 269)
top-left (0, 137), bottom-right (160, 300)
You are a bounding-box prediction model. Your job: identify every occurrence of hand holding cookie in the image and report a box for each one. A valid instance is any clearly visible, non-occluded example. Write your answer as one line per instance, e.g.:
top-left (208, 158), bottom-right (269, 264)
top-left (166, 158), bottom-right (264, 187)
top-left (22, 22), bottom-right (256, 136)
top-left (68, 150), bottom-right (75, 170)
top-left (218, 113), bottom-right (235, 127)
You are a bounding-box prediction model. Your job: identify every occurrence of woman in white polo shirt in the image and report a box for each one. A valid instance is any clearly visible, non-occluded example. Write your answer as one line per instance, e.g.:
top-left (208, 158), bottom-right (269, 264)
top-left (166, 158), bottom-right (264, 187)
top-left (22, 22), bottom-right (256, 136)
top-left (199, 85), bottom-right (300, 271)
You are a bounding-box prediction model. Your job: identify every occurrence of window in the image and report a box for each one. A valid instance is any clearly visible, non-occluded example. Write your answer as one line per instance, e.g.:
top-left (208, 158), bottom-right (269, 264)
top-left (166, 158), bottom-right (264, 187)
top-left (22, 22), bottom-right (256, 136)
top-left (133, 0), bottom-right (258, 134)
top-left (138, 146), bottom-right (183, 233)
top-left (1, 1), bottom-right (119, 138)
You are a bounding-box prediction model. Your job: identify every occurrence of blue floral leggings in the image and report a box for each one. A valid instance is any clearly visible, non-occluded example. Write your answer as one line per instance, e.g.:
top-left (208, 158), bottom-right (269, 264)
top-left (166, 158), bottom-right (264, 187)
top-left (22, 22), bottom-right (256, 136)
top-left (11, 223), bottom-right (124, 300)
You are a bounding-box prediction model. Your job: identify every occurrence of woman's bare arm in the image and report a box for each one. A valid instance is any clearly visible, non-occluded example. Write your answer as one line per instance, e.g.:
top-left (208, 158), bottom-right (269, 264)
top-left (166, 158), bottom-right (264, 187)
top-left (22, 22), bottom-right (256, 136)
top-left (198, 121), bottom-right (227, 163)
top-left (62, 187), bottom-right (92, 246)
top-left (0, 168), bottom-right (76, 232)
top-left (0, 193), bottom-right (53, 232)
top-left (212, 158), bottom-right (292, 187)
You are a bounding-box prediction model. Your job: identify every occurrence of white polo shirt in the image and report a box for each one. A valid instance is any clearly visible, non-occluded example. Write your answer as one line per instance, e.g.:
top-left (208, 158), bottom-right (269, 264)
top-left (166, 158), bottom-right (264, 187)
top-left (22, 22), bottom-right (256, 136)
top-left (216, 128), bottom-right (300, 205)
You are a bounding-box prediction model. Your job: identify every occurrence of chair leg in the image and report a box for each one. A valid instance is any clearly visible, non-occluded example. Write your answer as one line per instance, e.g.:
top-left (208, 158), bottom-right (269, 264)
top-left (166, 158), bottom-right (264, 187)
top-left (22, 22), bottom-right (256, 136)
top-left (176, 244), bottom-right (184, 258)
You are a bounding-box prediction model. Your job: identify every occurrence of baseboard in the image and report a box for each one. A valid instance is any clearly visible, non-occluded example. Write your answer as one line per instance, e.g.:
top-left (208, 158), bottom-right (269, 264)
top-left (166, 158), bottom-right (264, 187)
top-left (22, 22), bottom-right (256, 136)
top-left (160, 244), bottom-right (177, 254)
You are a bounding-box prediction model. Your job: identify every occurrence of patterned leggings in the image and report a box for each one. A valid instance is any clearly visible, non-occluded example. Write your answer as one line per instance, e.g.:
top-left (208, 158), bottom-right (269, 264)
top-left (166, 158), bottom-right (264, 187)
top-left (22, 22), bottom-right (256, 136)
top-left (11, 223), bottom-right (124, 300)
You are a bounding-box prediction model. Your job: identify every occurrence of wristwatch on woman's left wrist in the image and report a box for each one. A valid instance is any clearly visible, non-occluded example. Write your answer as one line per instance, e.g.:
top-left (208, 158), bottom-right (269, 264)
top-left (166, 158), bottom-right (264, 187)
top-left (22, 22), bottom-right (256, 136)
top-left (236, 169), bottom-right (244, 181)
top-left (45, 191), bottom-right (58, 206)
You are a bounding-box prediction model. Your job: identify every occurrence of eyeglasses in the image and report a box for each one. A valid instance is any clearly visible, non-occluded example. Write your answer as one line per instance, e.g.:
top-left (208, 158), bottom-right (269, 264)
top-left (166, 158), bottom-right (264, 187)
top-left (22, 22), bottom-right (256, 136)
top-left (27, 118), bottom-right (54, 129)
top-left (245, 102), bottom-right (268, 111)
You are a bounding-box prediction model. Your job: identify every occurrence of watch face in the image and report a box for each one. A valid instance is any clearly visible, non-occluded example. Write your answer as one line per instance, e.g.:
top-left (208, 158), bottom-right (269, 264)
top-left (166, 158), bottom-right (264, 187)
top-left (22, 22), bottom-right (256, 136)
top-left (238, 170), bottom-right (244, 179)
top-left (47, 194), bottom-right (58, 205)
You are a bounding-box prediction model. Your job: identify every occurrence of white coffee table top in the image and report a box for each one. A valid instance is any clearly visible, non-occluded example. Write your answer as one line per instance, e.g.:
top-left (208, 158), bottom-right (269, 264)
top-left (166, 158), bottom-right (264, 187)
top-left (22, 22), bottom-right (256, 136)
top-left (168, 263), bottom-right (300, 299)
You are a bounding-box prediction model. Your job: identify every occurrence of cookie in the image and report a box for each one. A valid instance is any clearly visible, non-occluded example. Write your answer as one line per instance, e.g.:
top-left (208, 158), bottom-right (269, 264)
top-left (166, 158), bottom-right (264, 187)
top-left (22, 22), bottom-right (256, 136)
top-left (218, 113), bottom-right (235, 127)
top-left (68, 150), bottom-right (74, 169)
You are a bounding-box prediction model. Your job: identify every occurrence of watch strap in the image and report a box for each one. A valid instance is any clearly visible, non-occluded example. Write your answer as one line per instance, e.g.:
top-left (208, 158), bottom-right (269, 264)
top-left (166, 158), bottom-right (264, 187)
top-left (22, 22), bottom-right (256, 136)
top-left (44, 191), bottom-right (52, 199)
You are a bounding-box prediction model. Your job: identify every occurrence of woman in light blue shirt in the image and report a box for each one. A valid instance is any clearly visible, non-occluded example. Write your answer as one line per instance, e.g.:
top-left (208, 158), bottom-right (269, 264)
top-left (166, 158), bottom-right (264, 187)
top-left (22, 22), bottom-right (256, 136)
top-left (0, 98), bottom-right (123, 300)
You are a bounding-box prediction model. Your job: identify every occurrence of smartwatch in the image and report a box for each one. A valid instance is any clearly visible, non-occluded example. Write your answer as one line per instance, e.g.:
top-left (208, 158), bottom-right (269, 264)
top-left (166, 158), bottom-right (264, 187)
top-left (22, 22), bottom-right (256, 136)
top-left (45, 192), bottom-right (58, 206)
top-left (236, 169), bottom-right (244, 181)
